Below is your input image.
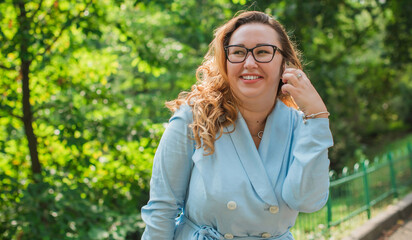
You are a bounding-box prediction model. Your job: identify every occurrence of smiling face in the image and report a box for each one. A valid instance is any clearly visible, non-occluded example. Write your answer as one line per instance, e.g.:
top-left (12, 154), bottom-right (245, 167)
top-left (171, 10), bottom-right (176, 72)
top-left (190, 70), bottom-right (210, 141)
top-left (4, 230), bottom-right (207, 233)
top-left (226, 23), bottom-right (284, 106)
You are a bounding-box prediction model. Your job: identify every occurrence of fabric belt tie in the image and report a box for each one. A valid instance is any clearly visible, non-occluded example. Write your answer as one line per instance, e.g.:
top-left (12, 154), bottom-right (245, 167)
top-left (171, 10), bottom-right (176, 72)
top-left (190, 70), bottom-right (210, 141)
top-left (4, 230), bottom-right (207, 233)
top-left (195, 225), bottom-right (224, 240)
top-left (180, 214), bottom-right (292, 240)
top-left (181, 215), bottom-right (224, 240)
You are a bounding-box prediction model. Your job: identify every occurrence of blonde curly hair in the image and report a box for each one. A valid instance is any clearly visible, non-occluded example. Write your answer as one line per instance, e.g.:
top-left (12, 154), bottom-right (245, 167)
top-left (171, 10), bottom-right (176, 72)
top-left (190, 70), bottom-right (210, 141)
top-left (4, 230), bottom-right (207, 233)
top-left (166, 11), bottom-right (302, 155)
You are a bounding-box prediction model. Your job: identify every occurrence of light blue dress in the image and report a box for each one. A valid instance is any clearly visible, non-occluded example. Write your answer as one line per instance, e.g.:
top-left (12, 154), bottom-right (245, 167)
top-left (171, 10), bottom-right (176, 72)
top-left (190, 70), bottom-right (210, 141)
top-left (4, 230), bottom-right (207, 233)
top-left (141, 101), bottom-right (333, 239)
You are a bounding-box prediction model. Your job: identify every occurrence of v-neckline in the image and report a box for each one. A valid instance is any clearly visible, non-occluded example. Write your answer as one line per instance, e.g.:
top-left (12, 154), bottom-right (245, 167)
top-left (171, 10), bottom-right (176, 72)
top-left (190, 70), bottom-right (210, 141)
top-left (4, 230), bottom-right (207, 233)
top-left (224, 101), bottom-right (293, 204)
top-left (225, 109), bottom-right (278, 205)
top-left (238, 101), bottom-right (278, 152)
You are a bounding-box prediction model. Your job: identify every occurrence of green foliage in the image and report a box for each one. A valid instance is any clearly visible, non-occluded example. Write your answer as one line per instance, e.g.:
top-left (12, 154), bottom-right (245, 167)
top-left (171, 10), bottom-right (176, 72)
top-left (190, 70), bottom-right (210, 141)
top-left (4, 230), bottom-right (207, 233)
top-left (0, 0), bottom-right (411, 239)
top-left (0, 170), bottom-right (144, 239)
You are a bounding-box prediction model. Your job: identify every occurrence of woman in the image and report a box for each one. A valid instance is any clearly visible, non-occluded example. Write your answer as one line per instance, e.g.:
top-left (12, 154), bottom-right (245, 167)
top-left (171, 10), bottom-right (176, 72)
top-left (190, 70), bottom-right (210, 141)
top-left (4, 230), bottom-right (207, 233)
top-left (141, 11), bottom-right (333, 240)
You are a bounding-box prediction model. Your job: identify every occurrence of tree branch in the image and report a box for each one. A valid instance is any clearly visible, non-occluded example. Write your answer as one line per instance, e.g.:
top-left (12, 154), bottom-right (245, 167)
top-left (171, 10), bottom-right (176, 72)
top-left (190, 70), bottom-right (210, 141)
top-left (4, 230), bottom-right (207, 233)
top-left (0, 64), bottom-right (16, 71)
top-left (36, 0), bottom-right (94, 59)
top-left (0, 109), bottom-right (23, 120)
top-left (29, 0), bottom-right (44, 21)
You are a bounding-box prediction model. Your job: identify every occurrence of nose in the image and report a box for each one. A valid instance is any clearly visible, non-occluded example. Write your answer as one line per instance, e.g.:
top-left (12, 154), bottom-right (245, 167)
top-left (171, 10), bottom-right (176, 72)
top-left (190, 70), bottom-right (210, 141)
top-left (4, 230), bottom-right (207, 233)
top-left (244, 52), bottom-right (258, 69)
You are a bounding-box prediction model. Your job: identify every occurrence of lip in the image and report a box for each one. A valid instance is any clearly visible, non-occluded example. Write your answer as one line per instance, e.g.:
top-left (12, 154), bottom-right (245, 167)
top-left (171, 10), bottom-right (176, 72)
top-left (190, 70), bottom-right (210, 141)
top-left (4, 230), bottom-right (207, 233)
top-left (239, 74), bottom-right (263, 84)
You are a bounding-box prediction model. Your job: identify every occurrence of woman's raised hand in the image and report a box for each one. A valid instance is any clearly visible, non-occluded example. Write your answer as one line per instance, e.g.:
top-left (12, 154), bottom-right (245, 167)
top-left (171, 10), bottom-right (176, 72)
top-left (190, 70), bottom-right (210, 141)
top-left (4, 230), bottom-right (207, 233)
top-left (281, 67), bottom-right (328, 117)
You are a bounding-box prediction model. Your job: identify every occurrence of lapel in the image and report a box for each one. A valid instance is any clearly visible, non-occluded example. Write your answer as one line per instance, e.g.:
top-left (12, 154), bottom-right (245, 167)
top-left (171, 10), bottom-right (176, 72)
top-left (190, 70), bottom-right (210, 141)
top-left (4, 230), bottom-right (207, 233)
top-left (226, 101), bottom-right (292, 206)
top-left (259, 101), bottom-right (292, 186)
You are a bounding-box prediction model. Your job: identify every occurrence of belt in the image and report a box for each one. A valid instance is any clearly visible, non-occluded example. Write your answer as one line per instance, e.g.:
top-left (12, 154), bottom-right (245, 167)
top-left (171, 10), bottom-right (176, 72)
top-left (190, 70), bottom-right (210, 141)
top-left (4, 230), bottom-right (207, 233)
top-left (180, 215), bottom-right (293, 240)
top-left (182, 215), bottom-right (224, 240)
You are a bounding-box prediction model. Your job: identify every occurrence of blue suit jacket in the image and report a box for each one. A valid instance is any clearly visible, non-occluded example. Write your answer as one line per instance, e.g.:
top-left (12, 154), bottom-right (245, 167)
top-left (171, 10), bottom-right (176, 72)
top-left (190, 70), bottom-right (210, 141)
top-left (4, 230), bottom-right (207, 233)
top-left (141, 101), bottom-right (333, 239)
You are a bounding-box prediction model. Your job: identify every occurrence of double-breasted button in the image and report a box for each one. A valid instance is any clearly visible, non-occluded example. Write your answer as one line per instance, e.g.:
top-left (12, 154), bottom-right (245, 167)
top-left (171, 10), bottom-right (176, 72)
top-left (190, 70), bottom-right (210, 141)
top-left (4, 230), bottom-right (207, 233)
top-left (261, 232), bottom-right (272, 238)
top-left (227, 201), bottom-right (237, 210)
top-left (224, 233), bottom-right (234, 239)
top-left (269, 205), bottom-right (279, 214)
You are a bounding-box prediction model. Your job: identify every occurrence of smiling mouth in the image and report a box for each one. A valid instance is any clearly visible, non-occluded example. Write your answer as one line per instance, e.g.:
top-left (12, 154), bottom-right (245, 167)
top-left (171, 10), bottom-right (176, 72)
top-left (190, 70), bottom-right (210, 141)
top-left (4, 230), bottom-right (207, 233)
top-left (241, 75), bottom-right (262, 80)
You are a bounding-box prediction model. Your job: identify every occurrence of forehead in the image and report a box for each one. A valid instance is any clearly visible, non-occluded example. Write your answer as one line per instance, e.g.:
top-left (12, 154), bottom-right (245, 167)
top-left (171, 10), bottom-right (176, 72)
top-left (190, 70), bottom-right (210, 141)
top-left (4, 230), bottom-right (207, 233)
top-left (229, 23), bottom-right (280, 46)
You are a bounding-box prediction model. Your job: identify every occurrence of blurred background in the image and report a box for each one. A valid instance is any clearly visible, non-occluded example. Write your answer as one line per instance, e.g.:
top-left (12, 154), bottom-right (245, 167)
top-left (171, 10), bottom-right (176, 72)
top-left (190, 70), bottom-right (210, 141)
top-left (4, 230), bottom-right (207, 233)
top-left (1, 0), bottom-right (411, 239)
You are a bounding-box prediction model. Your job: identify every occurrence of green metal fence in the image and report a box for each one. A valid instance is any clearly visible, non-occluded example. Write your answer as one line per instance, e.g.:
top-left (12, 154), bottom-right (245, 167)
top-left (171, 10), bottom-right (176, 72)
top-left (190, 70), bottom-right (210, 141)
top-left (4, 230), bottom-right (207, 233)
top-left (291, 143), bottom-right (412, 240)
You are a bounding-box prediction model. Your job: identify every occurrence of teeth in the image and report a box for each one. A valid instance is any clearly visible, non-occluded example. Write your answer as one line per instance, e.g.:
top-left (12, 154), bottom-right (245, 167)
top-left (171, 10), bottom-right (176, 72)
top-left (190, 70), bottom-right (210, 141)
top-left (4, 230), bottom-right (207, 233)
top-left (242, 75), bottom-right (260, 80)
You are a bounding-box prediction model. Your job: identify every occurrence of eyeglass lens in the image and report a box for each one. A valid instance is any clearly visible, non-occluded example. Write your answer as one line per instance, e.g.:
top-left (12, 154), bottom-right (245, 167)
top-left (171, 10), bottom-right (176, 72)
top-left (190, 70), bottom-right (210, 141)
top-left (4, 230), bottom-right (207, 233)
top-left (226, 46), bottom-right (275, 63)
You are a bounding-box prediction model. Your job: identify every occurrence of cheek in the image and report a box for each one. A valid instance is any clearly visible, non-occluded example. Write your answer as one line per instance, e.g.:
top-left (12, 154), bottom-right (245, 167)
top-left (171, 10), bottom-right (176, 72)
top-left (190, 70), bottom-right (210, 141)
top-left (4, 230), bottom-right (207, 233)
top-left (263, 65), bottom-right (279, 79)
top-left (268, 61), bottom-right (283, 78)
top-left (227, 63), bottom-right (239, 79)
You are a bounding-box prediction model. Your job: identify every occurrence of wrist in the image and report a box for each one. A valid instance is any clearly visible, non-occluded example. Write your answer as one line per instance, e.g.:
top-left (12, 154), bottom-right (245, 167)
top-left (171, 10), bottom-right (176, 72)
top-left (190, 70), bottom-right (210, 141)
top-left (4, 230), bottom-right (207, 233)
top-left (303, 111), bottom-right (330, 123)
top-left (300, 104), bottom-right (327, 116)
top-left (312, 112), bottom-right (329, 119)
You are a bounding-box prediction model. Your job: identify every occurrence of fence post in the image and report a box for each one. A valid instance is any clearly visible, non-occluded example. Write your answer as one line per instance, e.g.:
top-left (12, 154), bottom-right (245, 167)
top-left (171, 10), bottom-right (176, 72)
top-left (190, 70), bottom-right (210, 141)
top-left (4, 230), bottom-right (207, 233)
top-left (327, 171), bottom-right (334, 228)
top-left (408, 143), bottom-right (412, 176)
top-left (388, 152), bottom-right (399, 199)
top-left (361, 160), bottom-right (371, 219)
top-left (327, 195), bottom-right (332, 228)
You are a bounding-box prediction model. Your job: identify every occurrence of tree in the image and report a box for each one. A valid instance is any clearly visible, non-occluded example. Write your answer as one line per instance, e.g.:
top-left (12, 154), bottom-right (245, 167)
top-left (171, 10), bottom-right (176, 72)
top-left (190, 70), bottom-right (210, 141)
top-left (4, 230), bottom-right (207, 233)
top-left (0, 0), bottom-right (105, 180)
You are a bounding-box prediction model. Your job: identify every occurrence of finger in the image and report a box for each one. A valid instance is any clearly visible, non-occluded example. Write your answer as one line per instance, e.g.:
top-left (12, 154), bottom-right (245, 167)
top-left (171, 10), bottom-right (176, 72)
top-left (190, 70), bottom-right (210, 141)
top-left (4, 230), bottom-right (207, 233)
top-left (281, 83), bottom-right (297, 95)
top-left (282, 72), bottom-right (299, 87)
top-left (284, 67), bottom-right (300, 74)
top-left (295, 71), bottom-right (304, 80)
top-left (284, 68), bottom-right (306, 80)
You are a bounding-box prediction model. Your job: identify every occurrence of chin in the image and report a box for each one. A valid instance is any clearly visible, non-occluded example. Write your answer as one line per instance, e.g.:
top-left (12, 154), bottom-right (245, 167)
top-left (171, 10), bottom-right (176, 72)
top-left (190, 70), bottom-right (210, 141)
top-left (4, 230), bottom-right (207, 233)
top-left (237, 90), bottom-right (265, 99)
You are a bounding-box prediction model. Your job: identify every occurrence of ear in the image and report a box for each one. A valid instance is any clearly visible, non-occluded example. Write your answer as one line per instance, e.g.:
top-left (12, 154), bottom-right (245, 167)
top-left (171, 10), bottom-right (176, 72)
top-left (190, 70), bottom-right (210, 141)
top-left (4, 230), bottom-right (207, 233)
top-left (284, 60), bottom-right (289, 70)
top-left (280, 59), bottom-right (287, 75)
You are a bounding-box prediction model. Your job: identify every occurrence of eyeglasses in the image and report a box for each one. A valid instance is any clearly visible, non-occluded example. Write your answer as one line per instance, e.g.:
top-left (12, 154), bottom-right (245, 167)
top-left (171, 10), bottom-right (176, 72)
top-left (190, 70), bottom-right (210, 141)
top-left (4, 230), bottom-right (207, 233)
top-left (224, 44), bottom-right (284, 63)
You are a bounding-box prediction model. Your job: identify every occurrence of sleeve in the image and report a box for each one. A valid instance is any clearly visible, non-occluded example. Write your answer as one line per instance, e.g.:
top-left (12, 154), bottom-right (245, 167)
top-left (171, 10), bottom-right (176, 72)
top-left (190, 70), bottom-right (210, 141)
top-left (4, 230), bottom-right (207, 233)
top-left (141, 105), bottom-right (195, 239)
top-left (281, 112), bottom-right (334, 213)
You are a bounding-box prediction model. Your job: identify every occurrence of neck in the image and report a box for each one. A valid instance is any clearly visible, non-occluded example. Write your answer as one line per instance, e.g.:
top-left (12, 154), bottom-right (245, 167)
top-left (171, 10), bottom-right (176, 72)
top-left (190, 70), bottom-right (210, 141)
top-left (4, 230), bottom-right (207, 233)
top-left (240, 99), bottom-right (276, 149)
top-left (236, 92), bottom-right (278, 148)
top-left (239, 98), bottom-right (277, 125)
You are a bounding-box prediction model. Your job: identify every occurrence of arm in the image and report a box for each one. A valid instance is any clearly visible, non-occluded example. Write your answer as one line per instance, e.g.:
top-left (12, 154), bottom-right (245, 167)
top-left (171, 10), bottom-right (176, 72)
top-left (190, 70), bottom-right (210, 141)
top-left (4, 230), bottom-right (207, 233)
top-left (281, 115), bottom-right (333, 213)
top-left (280, 67), bottom-right (333, 213)
top-left (141, 106), bottom-right (194, 239)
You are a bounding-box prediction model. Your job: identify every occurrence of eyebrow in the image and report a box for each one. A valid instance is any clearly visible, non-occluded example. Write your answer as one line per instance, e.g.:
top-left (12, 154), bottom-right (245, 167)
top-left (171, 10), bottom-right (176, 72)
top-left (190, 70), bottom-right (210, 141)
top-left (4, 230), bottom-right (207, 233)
top-left (231, 43), bottom-right (275, 47)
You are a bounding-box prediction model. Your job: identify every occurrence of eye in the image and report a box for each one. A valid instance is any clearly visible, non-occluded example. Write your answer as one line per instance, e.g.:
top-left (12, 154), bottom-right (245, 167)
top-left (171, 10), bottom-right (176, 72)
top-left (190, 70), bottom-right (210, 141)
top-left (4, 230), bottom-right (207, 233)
top-left (255, 46), bottom-right (273, 56)
top-left (232, 50), bottom-right (246, 56)
top-left (256, 50), bottom-right (270, 54)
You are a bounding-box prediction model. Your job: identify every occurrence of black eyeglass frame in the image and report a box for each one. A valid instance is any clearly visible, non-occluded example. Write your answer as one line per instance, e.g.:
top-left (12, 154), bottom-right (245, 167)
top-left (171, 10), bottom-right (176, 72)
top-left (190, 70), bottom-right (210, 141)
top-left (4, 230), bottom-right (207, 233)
top-left (224, 44), bottom-right (285, 63)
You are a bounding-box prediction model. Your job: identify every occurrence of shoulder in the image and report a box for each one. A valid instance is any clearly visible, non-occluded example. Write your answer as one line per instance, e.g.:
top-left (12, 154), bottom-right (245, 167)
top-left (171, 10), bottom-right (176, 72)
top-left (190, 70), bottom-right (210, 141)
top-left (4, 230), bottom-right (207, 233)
top-left (160, 104), bottom-right (195, 146)
top-left (169, 104), bottom-right (193, 124)
top-left (276, 100), bottom-right (303, 125)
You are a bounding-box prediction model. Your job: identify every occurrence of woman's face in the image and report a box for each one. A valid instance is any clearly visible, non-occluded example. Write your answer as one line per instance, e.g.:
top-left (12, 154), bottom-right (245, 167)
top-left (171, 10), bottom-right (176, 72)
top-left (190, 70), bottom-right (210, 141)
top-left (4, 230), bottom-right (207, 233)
top-left (226, 23), bottom-right (284, 105)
